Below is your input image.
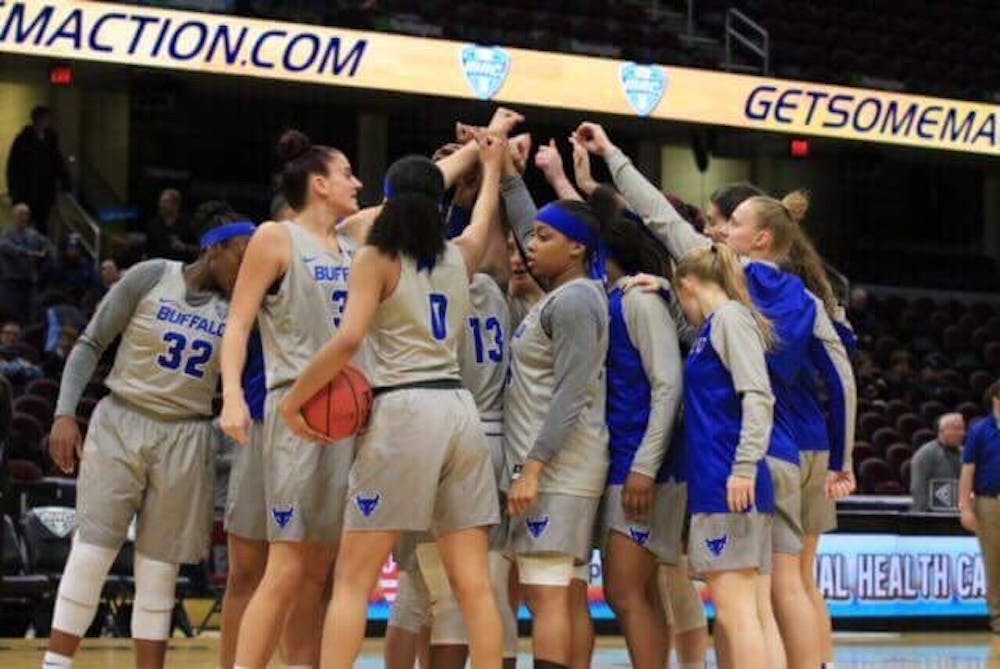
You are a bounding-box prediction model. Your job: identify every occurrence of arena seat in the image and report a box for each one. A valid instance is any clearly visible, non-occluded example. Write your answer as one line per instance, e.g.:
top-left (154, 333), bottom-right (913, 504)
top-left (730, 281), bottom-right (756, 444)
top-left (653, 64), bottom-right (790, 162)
top-left (25, 379), bottom-right (59, 405)
top-left (885, 444), bottom-right (913, 480)
top-left (13, 395), bottom-right (54, 432)
top-left (858, 458), bottom-right (892, 494)
top-left (0, 515), bottom-right (52, 636)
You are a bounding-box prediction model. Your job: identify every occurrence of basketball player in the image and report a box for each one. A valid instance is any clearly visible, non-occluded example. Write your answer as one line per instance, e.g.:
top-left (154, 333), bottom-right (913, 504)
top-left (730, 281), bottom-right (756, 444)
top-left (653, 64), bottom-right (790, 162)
top-left (673, 244), bottom-right (776, 669)
top-left (589, 185), bottom-right (683, 669)
top-left (500, 157), bottom-right (609, 668)
top-left (218, 130), bottom-right (369, 668)
top-left (43, 205), bottom-right (254, 669)
top-left (280, 133), bottom-right (510, 669)
top-left (578, 122), bottom-right (856, 669)
top-left (218, 193), bottom-right (294, 669)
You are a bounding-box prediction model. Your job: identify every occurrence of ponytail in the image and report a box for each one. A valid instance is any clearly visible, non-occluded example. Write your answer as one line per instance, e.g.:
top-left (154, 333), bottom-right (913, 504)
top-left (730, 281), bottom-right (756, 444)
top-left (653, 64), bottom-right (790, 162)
top-left (676, 244), bottom-right (776, 349)
top-left (779, 189), bottom-right (839, 318)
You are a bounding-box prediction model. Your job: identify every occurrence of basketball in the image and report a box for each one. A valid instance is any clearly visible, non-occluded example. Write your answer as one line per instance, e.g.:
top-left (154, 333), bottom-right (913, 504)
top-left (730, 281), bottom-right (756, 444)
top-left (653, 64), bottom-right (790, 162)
top-left (302, 365), bottom-right (374, 441)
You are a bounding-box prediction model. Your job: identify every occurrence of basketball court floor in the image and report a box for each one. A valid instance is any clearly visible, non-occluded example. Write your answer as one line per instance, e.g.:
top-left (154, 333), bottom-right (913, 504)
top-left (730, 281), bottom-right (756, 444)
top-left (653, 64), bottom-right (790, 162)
top-left (1, 633), bottom-right (998, 667)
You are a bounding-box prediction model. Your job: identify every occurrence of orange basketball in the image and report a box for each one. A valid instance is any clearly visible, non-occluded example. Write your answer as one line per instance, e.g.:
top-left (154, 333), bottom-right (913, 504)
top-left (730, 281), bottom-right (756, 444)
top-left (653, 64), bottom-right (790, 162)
top-left (302, 365), bottom-right (373, 441)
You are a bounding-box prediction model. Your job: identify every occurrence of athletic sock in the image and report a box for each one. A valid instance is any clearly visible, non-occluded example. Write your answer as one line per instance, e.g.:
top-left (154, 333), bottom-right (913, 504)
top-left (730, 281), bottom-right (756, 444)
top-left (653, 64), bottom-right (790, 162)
top-left (41, 651), bottom-right (73, 667)
top-left (533, 661), bottom-right (568, 669)
top-left (822, 663), bottom-right (836, 669)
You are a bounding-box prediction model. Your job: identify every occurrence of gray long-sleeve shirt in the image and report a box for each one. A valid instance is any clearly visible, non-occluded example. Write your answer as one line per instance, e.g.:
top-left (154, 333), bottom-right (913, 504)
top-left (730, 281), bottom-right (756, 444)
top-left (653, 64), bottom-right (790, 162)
top-left (55, 260), bottom-right (167, 416)
top-left (910, 440), bottom-right (963, 511)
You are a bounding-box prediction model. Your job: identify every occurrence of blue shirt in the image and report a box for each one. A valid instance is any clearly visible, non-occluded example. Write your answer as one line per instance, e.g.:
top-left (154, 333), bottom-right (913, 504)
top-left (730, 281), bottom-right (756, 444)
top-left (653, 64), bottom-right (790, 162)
top-left (243, 330), bottom-right (266, 422)
top-left (683, 315), bottom-right (774, 514)
top-left (605, 287), bottom-right (673, 485)
top-left (745, 262), bottom-right (814, 466)
top-left (962, 417), bottom-right (1000, 496)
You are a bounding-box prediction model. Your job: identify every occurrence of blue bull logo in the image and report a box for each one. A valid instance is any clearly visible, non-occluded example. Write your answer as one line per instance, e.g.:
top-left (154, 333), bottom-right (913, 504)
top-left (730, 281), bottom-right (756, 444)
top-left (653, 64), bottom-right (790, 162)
top-left (271, 506), bottom-right (294, 528)
top-left (355, 493), bottom-right (381, 518)
top-left (629, 526), bottom-right (651, 546)
top-left (526, 515), bottom-right (550, 539)
top-left (706, 534), bottom-right (728, 557)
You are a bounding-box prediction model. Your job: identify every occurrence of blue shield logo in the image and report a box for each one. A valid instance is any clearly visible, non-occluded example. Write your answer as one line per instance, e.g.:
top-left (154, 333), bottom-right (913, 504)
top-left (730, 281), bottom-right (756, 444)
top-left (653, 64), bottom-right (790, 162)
top-left (619, 63), bottom-right (668, 117)
top-left (355, 493), bottom-right (381, 518)
top-left (706, 534), bottom-right (728, 557)
top-left (271, 506), bottom-right (294, 528)
top-left (461, 45), bottom-right (511, 100)
top-left (629, 526), bottom-right (651, 547)
top-left (526, 515), bottom-right (550, 539)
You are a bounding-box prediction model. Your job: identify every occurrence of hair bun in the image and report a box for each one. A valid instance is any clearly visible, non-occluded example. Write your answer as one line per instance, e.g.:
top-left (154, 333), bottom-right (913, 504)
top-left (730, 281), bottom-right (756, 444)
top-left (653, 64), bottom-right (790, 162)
top-left (781, 189), bottom-right (811, 224)
top-left (277, 129), bottom-right (312, 163)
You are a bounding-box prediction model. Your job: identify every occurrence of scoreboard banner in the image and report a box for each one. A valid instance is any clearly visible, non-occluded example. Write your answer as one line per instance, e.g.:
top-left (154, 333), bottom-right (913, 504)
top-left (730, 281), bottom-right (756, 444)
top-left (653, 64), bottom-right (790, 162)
top-left (1, 0), bottom-right (999, 155)
top-left (366, 532), bottom-right (987, 620)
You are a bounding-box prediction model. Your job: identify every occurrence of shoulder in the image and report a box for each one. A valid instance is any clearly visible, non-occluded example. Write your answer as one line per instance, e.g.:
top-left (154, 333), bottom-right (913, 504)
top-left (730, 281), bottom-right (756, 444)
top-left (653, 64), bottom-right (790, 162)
top-left (124, 258), bottom-right (169, 280)
top-left (550, 281), bottom-right (605, 316)
top-left (253, 220), bottom-right (291, 244)
top-left (713, 300), bottom-right (755, 330)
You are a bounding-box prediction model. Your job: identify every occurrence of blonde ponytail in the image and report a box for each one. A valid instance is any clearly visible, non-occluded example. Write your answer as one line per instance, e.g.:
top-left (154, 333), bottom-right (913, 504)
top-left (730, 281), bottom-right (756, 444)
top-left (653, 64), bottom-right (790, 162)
top-left (676, 245), bottom-right (776, 349)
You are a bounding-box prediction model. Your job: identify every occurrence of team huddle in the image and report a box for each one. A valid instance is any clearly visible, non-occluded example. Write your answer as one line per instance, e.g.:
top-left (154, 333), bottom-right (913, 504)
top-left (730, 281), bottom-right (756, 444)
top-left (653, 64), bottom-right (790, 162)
top-left (41, 107), bottom-right (857, 669)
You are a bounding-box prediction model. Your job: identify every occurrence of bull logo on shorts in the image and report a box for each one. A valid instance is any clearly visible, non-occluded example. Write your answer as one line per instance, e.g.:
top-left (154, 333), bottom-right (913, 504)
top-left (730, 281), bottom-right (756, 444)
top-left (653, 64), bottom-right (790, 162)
top-left (460, 45), bottom-right (511, 101)
top-left (271, 506), bottom-right (294, 528)
top-left (355, 493), bottom-right (381, 518)
top-left (526, 515), bottom-right (550, 539)
top-left (706, 534), bottom-right (728, 557)
top-left (629, 526), bottom-right (651, 547)
top-left (619, 63), bottom-right (668, 117)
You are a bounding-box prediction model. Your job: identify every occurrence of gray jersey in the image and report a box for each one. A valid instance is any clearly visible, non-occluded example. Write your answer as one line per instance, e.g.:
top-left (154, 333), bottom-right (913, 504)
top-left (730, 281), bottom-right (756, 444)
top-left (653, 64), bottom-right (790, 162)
top-left (505, 278), bottom-right (609, 497)
top-left (367, 243), bottom-right (469, 388)
top-left (104, 261), bottom-right (228, 419)
top-left (258, 222), bottom-right (356, 390)
top-left (458, 273), bottom-right (510, 417)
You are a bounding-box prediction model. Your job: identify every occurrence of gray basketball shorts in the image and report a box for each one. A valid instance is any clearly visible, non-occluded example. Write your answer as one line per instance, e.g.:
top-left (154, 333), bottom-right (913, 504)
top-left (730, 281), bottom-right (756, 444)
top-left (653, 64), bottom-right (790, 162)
top-left (344, 388), bottom-right (499, 535)
top-left (263, 386), bottom-right (355, 544)
top-left (224, 421), bottom-right (266, 541)
top-left (688, 511), bottom-right (773, 578)
top-left (800, 450), bottom-right (837, 535)
top-left (76, 396), bottom-right (215, 564)
top-left (602, 481), bottom-right (687, 566)
top-left (766, 456), bottom-right (805, 555)
top-left (508, 492), bottom-right (599, 564)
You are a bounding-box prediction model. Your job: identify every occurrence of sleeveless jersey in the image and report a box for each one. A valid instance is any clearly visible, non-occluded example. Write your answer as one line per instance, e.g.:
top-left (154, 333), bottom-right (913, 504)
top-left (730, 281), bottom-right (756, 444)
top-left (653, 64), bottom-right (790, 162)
top-left (105, 261), bottom-right (227, 419)
top-left (458, 273), bottom-right (510, 417)
top-left (258, 221), bottom-right (356, 390)
top-left (367, 243), bottom-right (469, 388)
top-left (505, 278), bottom-right (609, 497)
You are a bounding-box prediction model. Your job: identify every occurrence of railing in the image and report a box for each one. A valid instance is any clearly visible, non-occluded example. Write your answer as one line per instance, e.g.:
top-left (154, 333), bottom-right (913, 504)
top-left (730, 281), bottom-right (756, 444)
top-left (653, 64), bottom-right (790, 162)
top-left (724, 7), bottom-right (769, 74)
top-left (55, 193), bottom-right (101, 271)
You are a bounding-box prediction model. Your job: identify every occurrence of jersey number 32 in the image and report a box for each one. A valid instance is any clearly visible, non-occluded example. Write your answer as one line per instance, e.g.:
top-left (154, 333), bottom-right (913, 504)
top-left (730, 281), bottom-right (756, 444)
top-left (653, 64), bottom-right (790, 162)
top-left (157, 332), bottom-right (214, 379)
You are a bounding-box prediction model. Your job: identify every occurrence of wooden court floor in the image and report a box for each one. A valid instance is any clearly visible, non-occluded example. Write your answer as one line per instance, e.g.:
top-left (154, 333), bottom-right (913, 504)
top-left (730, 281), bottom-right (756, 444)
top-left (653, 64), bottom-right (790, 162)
top-left (1, 633), bottom-right (999, 667)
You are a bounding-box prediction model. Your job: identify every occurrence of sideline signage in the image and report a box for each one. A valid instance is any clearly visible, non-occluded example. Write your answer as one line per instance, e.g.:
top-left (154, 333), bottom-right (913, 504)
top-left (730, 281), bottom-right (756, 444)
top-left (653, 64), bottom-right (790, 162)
top-left (2, 2), bottom-right (995, 150)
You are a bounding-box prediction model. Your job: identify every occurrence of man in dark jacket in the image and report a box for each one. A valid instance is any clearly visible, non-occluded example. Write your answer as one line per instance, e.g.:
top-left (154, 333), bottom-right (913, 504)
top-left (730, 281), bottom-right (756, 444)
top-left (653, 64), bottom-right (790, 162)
top-left (5, 106), bottom-right (70, 235)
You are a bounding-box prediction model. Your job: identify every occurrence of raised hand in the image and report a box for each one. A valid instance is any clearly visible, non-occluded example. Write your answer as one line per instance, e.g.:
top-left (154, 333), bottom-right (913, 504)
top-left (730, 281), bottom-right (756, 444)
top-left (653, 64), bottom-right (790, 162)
top-left (487, 107), bottom-right (525, 137)
top-left (569, 135), bottom-right (598, 195)
top-left (573, 121), bottom-right (615, 157)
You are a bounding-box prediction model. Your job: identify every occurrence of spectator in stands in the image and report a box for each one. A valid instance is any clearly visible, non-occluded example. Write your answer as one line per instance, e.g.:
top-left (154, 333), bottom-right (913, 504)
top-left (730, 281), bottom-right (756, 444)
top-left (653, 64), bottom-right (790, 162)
top-left (42, 326), bottom-right (79, 380)
top-left (0, 202), bottom-right (54, 319)
top-left (848, 287), bottom-right (877, 341)
top-left (52, 233), bottom-right (99, 300)
top-left (39, 291), bottom-right (87, 355)
top-left (0, 321), bottom-right (42, 395)
top-left (82, 258), bottom-right (122, 313)
top-left (4, 106), bottom-right (70, 235)
top-left (960, 380), bottom-right (1000, 636)
top-left (0, 374), bottom-right (12, 517)
top-left (146, 188), bottom-right (198, 261)
top-left (910, 413), bottom-right (965, 511)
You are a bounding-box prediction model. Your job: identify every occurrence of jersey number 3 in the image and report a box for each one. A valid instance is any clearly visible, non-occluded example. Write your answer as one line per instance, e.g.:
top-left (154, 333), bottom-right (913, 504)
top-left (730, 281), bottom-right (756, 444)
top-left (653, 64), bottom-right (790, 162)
top-left (157, 332), bottom-right (214, 379)
top-left (429, 294), bottom-right (448, 341)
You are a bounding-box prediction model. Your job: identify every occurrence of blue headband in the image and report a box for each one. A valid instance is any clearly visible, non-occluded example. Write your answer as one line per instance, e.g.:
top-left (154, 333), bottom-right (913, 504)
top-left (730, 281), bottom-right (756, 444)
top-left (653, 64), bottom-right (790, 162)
top-left (383, 177), bottom-right (395, 201)
top-left (536, 203), bottom-right (599, 250)
top-left (200, 221), bottom-right (256, 249)
top-left (535, 203), bottom-right (609, 282)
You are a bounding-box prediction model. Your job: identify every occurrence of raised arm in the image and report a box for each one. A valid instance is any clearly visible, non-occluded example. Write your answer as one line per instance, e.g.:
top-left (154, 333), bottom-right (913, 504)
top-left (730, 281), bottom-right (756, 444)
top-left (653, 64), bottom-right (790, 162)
top-left (454, 134), bottom-right (505, 278)
top-left (575, 122), bottom-right (710, 260)
top-left (535, 139), bottom-right (583, 202)
top-left (49, 260), bottom-right (167, 472)
top-left (219, 222), bottom-right (289, 445)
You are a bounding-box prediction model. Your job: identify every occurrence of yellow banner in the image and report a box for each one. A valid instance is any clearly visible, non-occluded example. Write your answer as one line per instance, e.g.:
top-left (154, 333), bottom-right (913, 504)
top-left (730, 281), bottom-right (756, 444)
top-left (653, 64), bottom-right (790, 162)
top-left (1, 0), bottom-right (997, 155)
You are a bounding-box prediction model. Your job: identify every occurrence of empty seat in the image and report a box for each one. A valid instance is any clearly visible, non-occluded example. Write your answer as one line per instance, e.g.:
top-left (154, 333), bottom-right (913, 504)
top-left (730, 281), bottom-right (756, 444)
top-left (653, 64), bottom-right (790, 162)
top-left (24, 379), bottom-right (59, 405)
top-left (885, 443), bottom-right (913, 478)
top-left (858, 457), bottom-right (892, 494)
top-left (871, 427), bottom-right (902, 455)
top-left (12, 395), bottom-right (53, 431)
top-left (910, 427), bottom-right (936, 450)
top-left (895, 413), bottom-right (923, 442)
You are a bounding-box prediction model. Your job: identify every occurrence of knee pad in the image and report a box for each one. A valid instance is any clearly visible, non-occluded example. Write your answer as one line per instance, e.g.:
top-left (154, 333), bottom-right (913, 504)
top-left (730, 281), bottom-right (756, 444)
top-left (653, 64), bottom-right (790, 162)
top-left (52, 541), bottom-right (118, 637)
top-left (516, 554), bottom-right (574, 587)
top-left (389, 570), bottom-right (432, 634)
top-left (661, 561), bottom-right (707, 633)
top-left (131, 553), bottom-right (179, 641)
